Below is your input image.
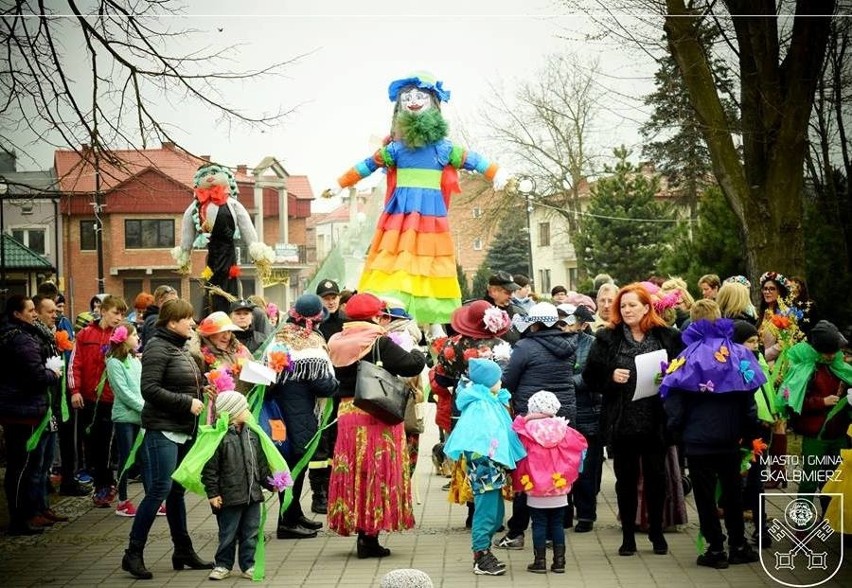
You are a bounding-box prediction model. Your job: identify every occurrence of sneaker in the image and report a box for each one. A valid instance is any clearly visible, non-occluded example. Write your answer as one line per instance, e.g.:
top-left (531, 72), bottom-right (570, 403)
top-left (75, 470), bottom-right (94, 485)
top-left (208, 566), bottom-right (230, 581)
top-left (241, 568), bottom-right (255, 579)
top-left (473, 550), bottom-right (506, 576)
top-left (92, 487), bottom-right (113, 508)
top-left (728, 544), bottom-right (759, 565)
top-left (157, 504), bottom-right (167, 516)
top-left (494, 533), bottom-right (524, 550)
top-left (115, 500), bottom-right (137, 517)
top-left (697, 550), bottom-right (729, 569)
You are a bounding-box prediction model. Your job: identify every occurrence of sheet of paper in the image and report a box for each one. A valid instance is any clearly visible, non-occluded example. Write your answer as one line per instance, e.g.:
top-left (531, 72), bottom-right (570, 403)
top-left (632, 349), bottom-right (669, 401)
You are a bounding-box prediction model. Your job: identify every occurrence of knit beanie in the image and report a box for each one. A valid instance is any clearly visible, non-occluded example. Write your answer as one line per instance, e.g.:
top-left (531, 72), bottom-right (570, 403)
top-left (809, 320), bottom-right (843, 354)
top-left (468, 358), bottom-right (502, 389)
top-left (215, 391), bottom-right (248, 421)
top-left (732, 320), bottom-right (758, 344)
top-left (379, 569), bottom-right (434, 588)
top-left (527, 390), bottom-right (561, 416)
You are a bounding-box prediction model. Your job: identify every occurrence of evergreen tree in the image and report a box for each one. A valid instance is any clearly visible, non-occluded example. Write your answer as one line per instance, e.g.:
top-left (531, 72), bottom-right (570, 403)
top-left (456, 263), bottom-right (472, 301)
top-left (484, 207), bottom-right (531, 277)
top-left (576, 147), bottom-right (676, 284)
top-left (471, 263), bottom-right (491, 300)
top-left (658, 186), bottom-right (747, 289)
top-left (640, 26), bottom-right (738, 217)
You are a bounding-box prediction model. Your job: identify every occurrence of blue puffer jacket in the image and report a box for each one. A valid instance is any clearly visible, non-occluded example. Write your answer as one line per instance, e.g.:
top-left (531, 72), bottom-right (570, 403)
top-left (502, 328), bottom-right (579, 422)
top-left (572, 330), bottom-right (601, 437)
top-left (0, 318), bottom-right (58, 424)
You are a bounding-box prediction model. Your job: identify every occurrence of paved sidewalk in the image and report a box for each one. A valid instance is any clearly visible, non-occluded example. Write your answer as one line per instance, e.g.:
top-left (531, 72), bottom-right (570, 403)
top-left (1, 405), bottom-right (849, 587)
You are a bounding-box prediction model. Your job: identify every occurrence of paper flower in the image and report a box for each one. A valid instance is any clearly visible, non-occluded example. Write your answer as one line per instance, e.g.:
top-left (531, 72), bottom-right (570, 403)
top-left (552, 472), bottom-right (567, 488)
top-left (267, 471), bottom-right (293, 492)
top-left (228, 264), bottom-right (241, 279)
top-left (491, 341), bottom-right (512, 362)
top-left (770, 314), bottom-right (791, 330)
top-left (200, 266), bottom-right (214, 281)
top-left (55, 330), bottom-right (73, 351)
top-left (483, 307), bottom-right (511, 334)
top-left (462, 348), bottom-right (479, 362)
top-left (488, 438), bottom-right (499, 459)
top-left (520, 474), bottom-right (534, 492)
top-left (109, 325), bottom-right (129, 344)
top-left (207, 368), bottom-right (235, 392)
top-left (714, 345), bottom-right (729, 362)
top-left (267, 350), bottom-right (290, 373)
top-left (751, 438), bottom-right (768, 461)
top-left (698, 380), bottom-right (715, 393)
top-left (45, 355), bottom-right (63, 375)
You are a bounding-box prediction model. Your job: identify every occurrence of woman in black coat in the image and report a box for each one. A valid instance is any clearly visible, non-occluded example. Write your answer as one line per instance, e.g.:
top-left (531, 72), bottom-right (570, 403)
top-left (122, 299), bottom-right (213, 579)
top-left (265, 294), bottom-right (339, 539)
top-left (0, 295), bottom-right (60, 535)
top-left (583, 283), bottom-right (683, 557)
top-left (326, 293), bottom-right (426, 559)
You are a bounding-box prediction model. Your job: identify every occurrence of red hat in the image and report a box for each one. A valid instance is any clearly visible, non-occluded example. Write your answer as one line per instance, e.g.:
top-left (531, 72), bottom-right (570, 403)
top-left (344, 293), bottom-right (386, 321)
top-left (451, 300), bottom-right (511, 339)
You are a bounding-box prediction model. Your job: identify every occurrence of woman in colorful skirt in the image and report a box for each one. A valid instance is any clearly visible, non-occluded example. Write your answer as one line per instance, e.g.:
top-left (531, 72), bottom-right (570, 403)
top-left (326, 293), bottom-right (427, 558)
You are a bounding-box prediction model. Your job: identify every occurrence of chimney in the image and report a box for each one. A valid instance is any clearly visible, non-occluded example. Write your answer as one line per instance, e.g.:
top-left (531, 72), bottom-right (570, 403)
top-left (161, 141), bottom-right (175, 149)
top-left (200, 155), bottom-right (211, 161)
top-left (81, 143), bottom-right (90, 151)
top-left (236, 164), bottom-right (247, 175)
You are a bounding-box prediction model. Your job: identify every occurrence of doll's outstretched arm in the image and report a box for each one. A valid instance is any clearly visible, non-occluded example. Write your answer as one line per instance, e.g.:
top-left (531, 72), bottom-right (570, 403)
top-left (449, 145), bottom-right (510, 190)
top-left (338, 146), bottom-right (394, 188)
top-left (171, 206), bottom-right (196, 275)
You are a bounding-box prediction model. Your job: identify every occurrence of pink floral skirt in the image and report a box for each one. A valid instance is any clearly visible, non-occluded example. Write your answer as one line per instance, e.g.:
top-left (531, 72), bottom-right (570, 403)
top-left (327, 399), bottom-right (414, 536)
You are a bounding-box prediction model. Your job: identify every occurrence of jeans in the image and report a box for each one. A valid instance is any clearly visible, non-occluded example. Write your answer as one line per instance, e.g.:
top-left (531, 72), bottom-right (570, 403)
top-left (29, 430), bottom-right (56, 513)
top-left (506, 491), bottom-right (529, 537)
top-left (530, 506), bottom-right (566, 548)
top-left (573, 435), bottom-right (604, 522)
top-left (690, 452), bottom-right (745, 551)
top-left (215, 502), bottom-right (261, 571)
top-left (79, 400), bottom-right (115, 490)
top-left (114, 422), bottom-right (140, 502)
top-left (3, 423), bottom-right (40, 526)
top-left (471, 489), bottom-right (505, 552)
top-left (129, 430), bottom-right (190, 546)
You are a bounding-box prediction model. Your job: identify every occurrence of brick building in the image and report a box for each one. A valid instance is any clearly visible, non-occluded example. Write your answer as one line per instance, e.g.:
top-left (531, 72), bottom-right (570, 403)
top-left (55, 143), bottom-right (313, 317)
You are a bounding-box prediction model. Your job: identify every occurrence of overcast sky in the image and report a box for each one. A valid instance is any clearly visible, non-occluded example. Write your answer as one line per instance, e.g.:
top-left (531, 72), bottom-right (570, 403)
top-left (16, 1), bottom-right (660, 211)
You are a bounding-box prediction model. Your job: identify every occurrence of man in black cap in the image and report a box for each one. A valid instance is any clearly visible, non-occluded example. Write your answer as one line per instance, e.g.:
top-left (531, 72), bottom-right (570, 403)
top-left (229, 299), bottom-right (266, 354)
top-left (481, 270), bottom-right (526, 345)
top-left (316, 279), bottom-right (345, 342)
top-left (309, 278), bottom-right (345, 514)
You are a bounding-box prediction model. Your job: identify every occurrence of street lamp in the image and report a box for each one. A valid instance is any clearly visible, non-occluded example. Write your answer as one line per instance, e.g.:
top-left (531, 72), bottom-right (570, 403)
top-left (0, 177), bottom-right (7, 297)
top-left (516, 177), bottom-right (536, 281)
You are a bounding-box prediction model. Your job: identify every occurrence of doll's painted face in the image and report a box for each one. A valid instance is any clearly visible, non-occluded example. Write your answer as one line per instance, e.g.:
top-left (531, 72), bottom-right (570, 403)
top-left (399, 88), bottom-right (433, 114)
top-left (197, 166), bottom-right (231, 189)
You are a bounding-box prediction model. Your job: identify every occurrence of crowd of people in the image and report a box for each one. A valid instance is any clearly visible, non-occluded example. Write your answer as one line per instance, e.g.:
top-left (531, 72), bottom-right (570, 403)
top-left (0, 268), bottom-right (849, 581)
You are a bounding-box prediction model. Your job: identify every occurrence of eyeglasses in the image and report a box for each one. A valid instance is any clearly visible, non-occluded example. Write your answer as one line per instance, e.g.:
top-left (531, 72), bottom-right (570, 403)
top-left (762, 286), bottom-right (777, 292)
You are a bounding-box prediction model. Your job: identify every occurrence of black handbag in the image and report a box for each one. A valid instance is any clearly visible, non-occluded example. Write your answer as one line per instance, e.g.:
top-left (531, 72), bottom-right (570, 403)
top-left (354, 341), bottom-right (408, 425)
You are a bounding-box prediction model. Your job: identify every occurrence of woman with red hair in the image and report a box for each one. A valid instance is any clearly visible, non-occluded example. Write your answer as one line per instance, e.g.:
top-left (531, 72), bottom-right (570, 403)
top-left (583, 284), bottom-right (682, 557)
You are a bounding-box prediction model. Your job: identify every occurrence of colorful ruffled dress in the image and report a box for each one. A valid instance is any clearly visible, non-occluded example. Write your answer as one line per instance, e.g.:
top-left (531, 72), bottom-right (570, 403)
top-left (339, 140), bottom-right (499, 324)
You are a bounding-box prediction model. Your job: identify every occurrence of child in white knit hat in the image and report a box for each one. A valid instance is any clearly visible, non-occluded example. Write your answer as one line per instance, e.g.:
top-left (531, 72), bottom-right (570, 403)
top-left (202, 391), bottom-right (272, 581)
top-left (512, 390), bottom-right (587, 574)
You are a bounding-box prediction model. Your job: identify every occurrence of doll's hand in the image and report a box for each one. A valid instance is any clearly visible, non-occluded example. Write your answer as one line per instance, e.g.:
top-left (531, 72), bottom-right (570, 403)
top-left (492, 168), bottom-right (512, 191)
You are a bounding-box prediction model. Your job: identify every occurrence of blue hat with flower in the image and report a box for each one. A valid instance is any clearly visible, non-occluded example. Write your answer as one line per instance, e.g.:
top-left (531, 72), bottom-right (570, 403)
top-left (388, 71), bottom-right (451, 103)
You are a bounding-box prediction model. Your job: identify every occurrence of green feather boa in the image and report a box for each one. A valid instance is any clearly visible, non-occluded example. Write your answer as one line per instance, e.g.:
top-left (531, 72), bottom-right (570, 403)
top-left (394, 108), bottom-right (448, 148)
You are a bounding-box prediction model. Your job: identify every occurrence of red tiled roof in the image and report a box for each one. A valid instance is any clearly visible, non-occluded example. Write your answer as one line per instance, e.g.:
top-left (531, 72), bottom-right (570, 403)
top-left (315, 200), bottom-right (366, 225)
top-left (285, 175), bottom-right (314, 200)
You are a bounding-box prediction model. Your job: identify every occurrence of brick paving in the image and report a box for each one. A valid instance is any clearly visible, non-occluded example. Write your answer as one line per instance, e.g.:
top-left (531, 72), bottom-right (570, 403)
top-left (1, 405), bottom-right (849, 587)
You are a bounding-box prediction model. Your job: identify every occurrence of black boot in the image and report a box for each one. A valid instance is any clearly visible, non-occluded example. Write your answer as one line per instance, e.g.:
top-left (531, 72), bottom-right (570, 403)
top-left (551, 544), bottom-right (566, 573)
top-left (172, 536), bottom-right (214, 570)
top-left (527, 547), bottom-right (547, 573)
top-left (309, 467), bottom-right (329, 514)
top-left (122, 540), bottom-right (153, 580)
top-left (356, 532), bottom-right (391, 559)
top-left (649, 531), bottom-right (668, 555)
top-left (619, 529), bottom-right (637, 556)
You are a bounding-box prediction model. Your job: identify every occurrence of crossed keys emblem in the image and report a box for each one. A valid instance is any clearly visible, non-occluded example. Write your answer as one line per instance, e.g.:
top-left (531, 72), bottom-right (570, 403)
top-left (768, 516), bottom-right (834, 570)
